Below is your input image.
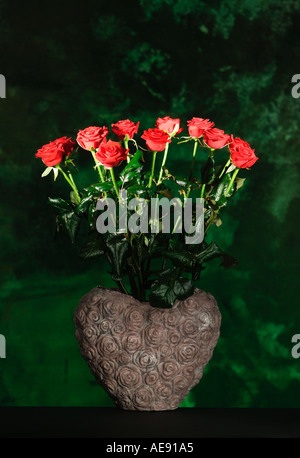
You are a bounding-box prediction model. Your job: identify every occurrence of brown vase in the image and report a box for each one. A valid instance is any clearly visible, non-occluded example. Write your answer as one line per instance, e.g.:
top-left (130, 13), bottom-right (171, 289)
top-left (74, 286), bottom-right (221, 411)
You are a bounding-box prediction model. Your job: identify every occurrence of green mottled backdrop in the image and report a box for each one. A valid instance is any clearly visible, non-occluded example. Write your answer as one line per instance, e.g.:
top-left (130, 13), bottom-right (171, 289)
top-left (0, 0), bottom-right (299, 407)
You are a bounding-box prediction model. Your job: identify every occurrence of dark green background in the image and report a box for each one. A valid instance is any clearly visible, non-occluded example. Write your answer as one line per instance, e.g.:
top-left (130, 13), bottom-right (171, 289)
top-left (0, 0), bottom-right (299, 408)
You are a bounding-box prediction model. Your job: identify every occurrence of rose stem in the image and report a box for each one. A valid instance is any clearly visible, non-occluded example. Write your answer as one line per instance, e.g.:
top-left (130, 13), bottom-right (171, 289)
top-left (224, 168), bottom-right (239, 197)
top-left (157, 142), bottom-right (170, 185)
top-left (148, 151), bottom-right (157, 188)
top-left (172, 214), bottom-right (181, 234)
top-left (109, 167), bottom-right (120, 200)
top-left (133, 254), bottom-right (144, 302)
top-left (124, 137), bottom-right (130, 163)
top-left (219, 157), bottom-right (231, 179)
top-left (90, 148), bottom-right (110, 204)
top-left (189, 139), bottom-right (198, 180)
top-left (116, 279), bottom-right (128, 295)
top-left (68, 170), bottom-right (79, 192)
top-left (200, 183), bottom-right (206, 199)
top-left (56, 164), bottom-right (81, 203)
top-left (184, 140), bottom-right (200, 203)
top-left (105, 252), bottom-right (128, 294)
top-left (128, 265), bottom-right (139, 298)
top-left (91, 150), bottom-right (105, 183)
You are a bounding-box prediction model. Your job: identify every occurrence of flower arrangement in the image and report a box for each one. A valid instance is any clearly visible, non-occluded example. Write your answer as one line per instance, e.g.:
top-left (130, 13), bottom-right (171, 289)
top-left (36, 116), bottom-right (258, 308)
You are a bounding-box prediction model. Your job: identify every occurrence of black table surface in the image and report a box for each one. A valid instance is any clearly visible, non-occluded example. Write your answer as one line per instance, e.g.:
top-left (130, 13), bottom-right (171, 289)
top-left (0, 407), bottom-right (299, 438)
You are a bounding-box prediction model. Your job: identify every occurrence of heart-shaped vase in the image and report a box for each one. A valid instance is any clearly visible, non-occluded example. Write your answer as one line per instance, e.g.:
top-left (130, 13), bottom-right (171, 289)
top-left (74, 287), bottom-right (221, 411)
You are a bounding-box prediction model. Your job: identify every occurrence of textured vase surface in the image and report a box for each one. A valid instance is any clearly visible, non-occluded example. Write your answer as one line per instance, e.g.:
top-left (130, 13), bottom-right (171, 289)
top-left (74, 287), bottom-right (221, 411)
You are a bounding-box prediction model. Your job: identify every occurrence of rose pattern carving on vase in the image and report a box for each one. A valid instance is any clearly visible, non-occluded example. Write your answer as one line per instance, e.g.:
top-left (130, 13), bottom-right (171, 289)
top-left (74, 287), bottom-right (221, 411)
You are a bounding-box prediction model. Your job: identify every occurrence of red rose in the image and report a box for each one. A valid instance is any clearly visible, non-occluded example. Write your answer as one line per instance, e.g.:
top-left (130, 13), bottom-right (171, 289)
top-left (35, 136), bottom-right (75, 167)
top-left (111, 119), bottom-right (140, 141)
top-left (141, 128), bottom-right (171, 151)
top-left (187, 117), bottom-right (215, 138)
top-left (76, 126), bottom-right (108, 151)
top-left (156, 116), bottom-right (183, 136)
top-left (203, 128), bottom-right (230, 149)
top-left (95, 139), bottom-right (128, 168)
top-left (229, 136), bottom-right (258, 168)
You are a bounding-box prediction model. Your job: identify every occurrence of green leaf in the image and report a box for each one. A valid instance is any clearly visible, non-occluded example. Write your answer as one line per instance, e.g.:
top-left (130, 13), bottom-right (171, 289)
top-left (159, 267), bottom-right (177, 282)
top-left (201, 156), bottom-right (216, 185)
top-left (149, 284), bottom-right (177, 308)
top-left (88, 203), bottom-right (98, 230)
top-left (48, 197), bottom-right (81, 242)
top-left (210, 173), bottom-right (232, 206)
top-left (48, 197), bottom-right (72, 214)
top-left (195, 240), bottom-right (223, 264)
top-left (150, 267), bottom-right (177, 286)
top-left (164, 251), bottom-right (194, 267)
top-left (149, 277), bottom-right (194, 308)
top-left (83, 182), bottom-right (114, 196)
top-left (173, 277), bottom-right (194, 300)
top-left (41, 167), bottom-right (53, 178)
top-left (75, 194), bottom-right (94, 214)
top-left (105, 234), bottom-right (129, 281)
top-left (168, 237), bottom-right (181, 251)
top-left (226, 163), bottom-right (236, 174)
top-left (193, 240), bottom-right (237, 270)
top-left (60, 211), bottom-right (80, 243)
top-left (80, 234), bottom-right (105, 259)
top-left (70, 191), bottom-right (80, 205)
top-left (119, 150), bottom-right (144, 183)
top-left (125, 184), bottom-right (146, 195)
top-left (121, 171), bottom-right (138, 184)
top-left (235, 177), bottom-right (246, 191)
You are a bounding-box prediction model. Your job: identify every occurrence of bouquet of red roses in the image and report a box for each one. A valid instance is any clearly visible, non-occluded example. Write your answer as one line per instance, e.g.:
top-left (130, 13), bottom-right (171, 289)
top-left (36, 115), bottom-right (258, 307)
